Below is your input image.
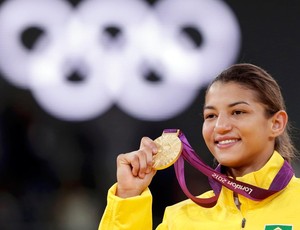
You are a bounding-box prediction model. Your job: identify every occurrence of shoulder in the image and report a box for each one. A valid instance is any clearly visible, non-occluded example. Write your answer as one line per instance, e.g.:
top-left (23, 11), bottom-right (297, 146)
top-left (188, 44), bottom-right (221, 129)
top-left (289, 176), bottom-right (300, 188)
top-left (284, 176), bottom-right (300, 198)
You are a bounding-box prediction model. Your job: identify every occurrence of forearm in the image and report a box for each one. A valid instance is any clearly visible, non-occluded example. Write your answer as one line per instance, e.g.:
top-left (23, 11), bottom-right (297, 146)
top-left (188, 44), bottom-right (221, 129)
top-left (99, 183), bottom-right (153, 230)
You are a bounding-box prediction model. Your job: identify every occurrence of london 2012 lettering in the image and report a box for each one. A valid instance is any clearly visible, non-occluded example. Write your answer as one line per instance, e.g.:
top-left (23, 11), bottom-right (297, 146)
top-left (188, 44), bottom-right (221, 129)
top-left (212, 173), bottom-right (253, 195)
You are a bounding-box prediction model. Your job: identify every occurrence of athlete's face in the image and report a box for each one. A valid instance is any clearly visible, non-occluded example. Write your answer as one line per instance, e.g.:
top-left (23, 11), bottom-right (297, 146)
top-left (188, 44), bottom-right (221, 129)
top-left (202, 82), bottom-right (277, 176)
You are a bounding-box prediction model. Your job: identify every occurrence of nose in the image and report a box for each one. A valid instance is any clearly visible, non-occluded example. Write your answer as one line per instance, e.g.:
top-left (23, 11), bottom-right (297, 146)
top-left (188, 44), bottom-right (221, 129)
top-left (214, 114), bottom-right (232, 134)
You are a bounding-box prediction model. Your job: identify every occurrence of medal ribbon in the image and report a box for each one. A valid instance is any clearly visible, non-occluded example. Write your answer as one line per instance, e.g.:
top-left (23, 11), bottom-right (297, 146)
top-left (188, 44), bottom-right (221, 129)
top-left (164, 129), bottom-right (294, 208)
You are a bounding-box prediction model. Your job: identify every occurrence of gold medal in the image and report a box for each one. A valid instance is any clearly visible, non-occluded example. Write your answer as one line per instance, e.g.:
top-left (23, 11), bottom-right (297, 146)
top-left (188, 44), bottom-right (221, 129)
top-left (153, 130), bottom-right (182, 170)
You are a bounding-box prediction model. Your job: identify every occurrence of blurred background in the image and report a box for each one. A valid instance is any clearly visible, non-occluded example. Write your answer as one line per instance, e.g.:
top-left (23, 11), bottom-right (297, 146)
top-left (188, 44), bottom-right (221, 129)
top-left (0, 0), bottom-right (299, 229)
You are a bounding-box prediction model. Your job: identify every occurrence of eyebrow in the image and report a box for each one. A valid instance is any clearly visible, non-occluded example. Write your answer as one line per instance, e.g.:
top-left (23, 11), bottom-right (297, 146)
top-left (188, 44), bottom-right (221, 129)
top-left (203, 101), bottom-right (250, 110)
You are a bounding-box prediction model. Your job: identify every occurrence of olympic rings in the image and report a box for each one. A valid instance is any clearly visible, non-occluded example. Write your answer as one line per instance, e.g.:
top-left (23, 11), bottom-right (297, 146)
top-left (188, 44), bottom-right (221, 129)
top-left (0, 0), bottom-right (241, 121)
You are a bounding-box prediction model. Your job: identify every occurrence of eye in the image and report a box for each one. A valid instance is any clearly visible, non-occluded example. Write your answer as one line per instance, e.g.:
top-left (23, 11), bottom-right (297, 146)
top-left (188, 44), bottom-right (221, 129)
top-left (232, 110), bottom-right (245, 115)
top-left (204, 113), bottom-right (217, 120)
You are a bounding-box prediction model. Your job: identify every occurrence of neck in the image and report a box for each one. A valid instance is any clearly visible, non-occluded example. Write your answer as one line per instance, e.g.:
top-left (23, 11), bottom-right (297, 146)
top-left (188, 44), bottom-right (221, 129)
top-left (226, 155), bottom-right (273, 178)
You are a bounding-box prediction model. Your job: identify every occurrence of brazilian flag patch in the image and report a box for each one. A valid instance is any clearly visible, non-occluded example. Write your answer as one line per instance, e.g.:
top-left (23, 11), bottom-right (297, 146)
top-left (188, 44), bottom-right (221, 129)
top-left (265, 225), bottom-right (293, 230)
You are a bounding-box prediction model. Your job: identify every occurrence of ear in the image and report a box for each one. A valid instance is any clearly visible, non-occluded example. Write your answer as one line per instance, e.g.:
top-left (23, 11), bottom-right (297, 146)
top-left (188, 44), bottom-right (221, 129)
top-left (270, 110), bottom-right (288, 137)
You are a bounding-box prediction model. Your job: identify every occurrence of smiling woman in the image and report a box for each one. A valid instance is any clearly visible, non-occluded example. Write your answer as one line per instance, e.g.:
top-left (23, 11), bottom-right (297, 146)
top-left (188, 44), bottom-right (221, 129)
top-left (98, 63), bottom-right (300, 230)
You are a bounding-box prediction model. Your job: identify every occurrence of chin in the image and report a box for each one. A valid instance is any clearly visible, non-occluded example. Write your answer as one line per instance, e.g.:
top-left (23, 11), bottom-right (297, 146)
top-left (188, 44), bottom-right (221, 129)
top-left (215, 158), bottom-right (240, 168)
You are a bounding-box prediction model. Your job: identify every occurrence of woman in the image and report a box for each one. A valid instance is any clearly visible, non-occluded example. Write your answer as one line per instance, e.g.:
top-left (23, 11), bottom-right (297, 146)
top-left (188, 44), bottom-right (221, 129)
top-left (99, 63), bottom-right (300, 229)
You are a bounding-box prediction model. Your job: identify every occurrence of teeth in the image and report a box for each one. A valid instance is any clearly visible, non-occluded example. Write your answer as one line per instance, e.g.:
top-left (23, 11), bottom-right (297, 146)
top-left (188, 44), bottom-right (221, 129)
top-left (218, 139), bottom-right (238, 144)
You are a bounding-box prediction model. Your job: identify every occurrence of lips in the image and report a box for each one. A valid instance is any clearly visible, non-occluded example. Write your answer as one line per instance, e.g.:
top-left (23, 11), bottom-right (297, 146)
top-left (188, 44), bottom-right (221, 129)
top-left (215, 138), bottom-right (241, 146)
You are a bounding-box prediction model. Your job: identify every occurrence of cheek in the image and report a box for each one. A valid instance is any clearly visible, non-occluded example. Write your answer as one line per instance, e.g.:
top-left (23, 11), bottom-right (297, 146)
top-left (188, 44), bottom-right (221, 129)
top-left (242, 119), bottom-right (270, 140)
top-left (202, 122), bottom-right (213, 144)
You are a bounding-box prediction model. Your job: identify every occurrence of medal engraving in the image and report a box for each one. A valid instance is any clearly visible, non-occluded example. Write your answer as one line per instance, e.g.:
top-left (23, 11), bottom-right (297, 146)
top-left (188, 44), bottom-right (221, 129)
top-left (153, 130), bottom-right (182, 170)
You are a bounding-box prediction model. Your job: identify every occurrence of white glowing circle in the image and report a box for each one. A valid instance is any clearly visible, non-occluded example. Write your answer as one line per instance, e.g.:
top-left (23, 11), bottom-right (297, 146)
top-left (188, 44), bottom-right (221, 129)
top-left (28, 23), bottom-right (114, 121)
top-left (0, 0), bottom-right (72, 88)
top-left (155, 0), bottom-right (241, 84)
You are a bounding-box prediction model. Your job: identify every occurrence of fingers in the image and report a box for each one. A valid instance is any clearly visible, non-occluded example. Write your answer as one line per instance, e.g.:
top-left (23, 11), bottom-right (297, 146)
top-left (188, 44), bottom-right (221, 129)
top-left (130, 149), bottom-right (151, 178)
top-left (137, 137), bottom-right (158, 177)
top-left (140, 136), bottom-right (158, 154)
top-left (117, 136), bottom-right (158, 179)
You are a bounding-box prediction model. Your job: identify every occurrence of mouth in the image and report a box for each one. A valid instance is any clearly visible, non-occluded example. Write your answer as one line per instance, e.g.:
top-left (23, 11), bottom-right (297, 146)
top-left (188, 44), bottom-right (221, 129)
top-left (215, 138), bottom-right (241, 147)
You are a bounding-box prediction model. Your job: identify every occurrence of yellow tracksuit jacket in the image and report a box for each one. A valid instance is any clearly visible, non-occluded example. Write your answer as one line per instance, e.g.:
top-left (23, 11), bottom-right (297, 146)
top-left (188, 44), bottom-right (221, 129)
top-left (99, 151), bottom-right (300, 229)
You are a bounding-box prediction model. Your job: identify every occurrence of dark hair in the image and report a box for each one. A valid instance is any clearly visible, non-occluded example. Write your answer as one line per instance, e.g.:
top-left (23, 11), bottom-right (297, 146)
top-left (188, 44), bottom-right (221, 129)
top-left (206, 63), bottom-right (297, 163)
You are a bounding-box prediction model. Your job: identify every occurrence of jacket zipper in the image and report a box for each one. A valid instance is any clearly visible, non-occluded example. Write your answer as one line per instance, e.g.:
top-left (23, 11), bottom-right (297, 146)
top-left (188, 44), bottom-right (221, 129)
top-left (241, 218), bottom-right (246, 228)
top-left (234, 193), bottom-right (246, 229)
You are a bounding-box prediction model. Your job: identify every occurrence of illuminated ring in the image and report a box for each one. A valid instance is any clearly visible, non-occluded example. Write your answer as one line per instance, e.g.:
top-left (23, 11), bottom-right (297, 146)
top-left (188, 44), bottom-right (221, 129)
top-left (0, 0), bottom-right (72, 88)
top-left (28, 19), bottom-right (114, 121)
top-left (154, 0), bottom-right (241, 86)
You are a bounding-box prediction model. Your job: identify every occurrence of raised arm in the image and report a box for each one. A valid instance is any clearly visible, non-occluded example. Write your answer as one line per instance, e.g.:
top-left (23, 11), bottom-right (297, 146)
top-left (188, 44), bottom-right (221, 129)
top-left (99, 136), bottom-right (158, 230)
